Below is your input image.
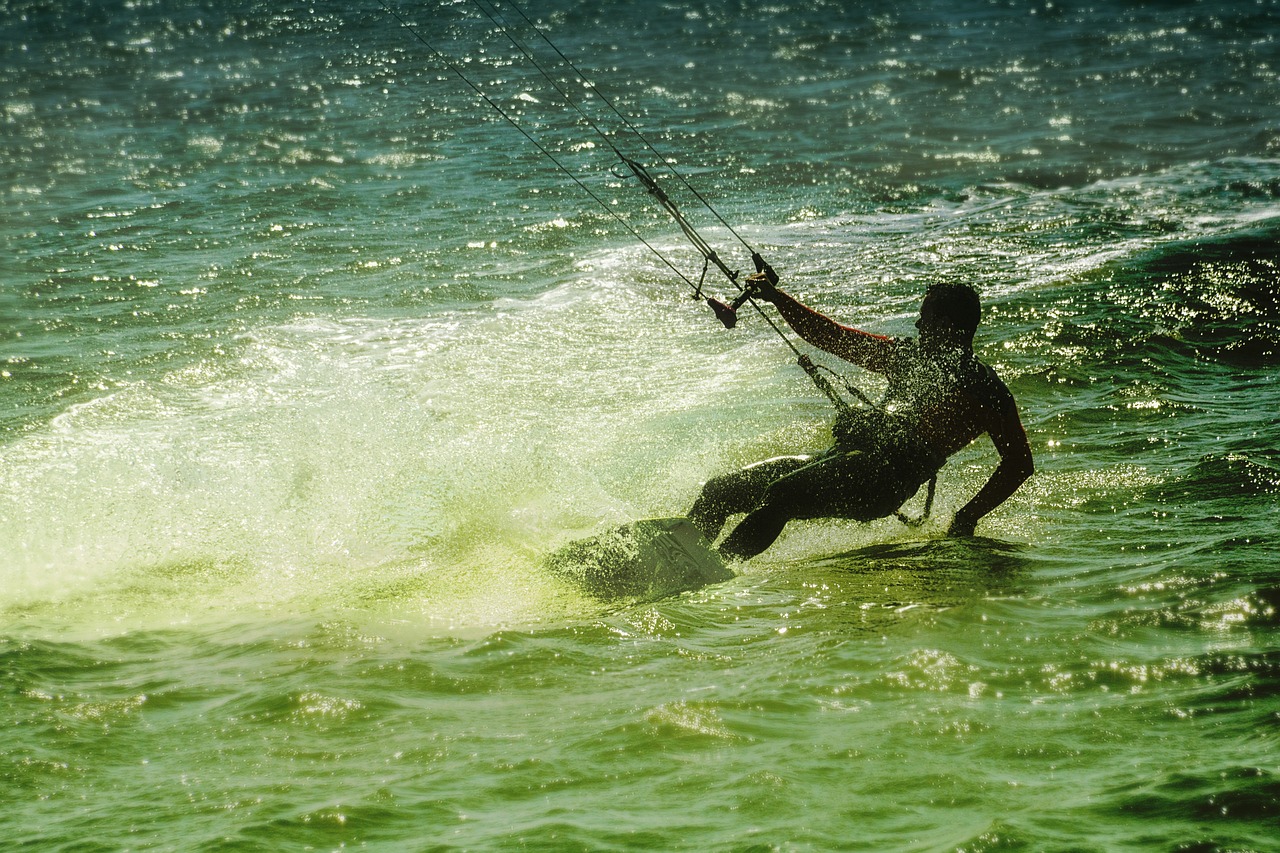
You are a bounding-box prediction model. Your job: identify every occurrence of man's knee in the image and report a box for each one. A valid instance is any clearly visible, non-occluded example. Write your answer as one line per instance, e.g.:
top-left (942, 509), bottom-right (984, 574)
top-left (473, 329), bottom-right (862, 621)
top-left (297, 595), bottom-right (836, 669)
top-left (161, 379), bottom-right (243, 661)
top-left (694, 471), bottom-right (740, 509)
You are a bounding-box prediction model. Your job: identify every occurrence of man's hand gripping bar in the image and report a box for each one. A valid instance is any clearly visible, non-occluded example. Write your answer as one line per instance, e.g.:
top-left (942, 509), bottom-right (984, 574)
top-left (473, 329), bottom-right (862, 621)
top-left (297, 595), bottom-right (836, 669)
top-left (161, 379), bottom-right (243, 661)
top-left (708, 253), bottom-right (779, 328)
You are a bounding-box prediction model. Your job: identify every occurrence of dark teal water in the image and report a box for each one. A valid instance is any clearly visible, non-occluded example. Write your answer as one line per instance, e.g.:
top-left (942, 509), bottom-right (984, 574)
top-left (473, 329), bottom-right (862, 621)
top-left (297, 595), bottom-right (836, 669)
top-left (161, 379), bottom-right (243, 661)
top-left (3, 1), bottom-right (1278, 849)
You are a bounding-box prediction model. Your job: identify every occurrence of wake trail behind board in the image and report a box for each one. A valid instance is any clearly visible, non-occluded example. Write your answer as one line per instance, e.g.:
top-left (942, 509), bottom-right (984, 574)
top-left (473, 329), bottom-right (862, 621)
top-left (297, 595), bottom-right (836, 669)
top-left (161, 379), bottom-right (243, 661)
top-left (545, 517), bottom-right (734, 602)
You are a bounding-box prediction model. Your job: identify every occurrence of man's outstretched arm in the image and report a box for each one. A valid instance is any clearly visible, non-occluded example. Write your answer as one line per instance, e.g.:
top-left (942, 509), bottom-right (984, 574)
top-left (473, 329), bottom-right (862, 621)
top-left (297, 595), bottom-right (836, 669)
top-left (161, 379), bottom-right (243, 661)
top-left (745, 276), bottom-right (893, 369)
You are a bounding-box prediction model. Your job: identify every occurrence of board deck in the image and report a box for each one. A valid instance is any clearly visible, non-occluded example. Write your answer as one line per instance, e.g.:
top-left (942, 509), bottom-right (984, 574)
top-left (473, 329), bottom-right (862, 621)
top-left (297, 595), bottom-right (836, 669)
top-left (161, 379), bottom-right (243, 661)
top-left (545, 517), bottom-right (734, 602)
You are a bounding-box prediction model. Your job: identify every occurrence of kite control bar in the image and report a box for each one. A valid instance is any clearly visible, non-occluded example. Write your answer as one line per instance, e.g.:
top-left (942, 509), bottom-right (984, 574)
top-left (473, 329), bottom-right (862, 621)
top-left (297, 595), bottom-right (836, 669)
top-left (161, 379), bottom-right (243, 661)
top-left (706, 253), bottom-right (779, 328)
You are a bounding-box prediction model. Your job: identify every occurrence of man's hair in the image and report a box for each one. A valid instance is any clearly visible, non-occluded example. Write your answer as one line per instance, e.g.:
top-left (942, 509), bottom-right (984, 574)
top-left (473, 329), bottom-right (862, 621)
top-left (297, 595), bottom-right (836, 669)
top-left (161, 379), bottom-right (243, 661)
top-left (924, 283), bottom-right (981, 336)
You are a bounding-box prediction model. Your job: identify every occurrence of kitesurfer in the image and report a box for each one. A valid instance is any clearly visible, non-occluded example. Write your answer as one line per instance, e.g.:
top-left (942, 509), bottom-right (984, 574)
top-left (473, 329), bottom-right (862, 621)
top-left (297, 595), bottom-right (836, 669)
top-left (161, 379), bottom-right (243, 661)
top-left (689, 277), bottom-right (1034, 559)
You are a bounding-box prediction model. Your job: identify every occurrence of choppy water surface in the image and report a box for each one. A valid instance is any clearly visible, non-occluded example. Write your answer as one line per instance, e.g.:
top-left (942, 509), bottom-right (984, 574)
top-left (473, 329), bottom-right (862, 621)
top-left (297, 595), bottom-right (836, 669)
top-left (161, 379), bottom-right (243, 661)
top-left (2, 0), bottom-right (1278, 849)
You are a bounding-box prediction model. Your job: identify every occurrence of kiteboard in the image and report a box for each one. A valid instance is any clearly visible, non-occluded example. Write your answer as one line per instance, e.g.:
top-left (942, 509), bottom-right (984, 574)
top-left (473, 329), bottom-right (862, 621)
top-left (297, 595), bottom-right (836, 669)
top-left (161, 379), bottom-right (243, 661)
top-left (544, 517), bottom-right (733, 602)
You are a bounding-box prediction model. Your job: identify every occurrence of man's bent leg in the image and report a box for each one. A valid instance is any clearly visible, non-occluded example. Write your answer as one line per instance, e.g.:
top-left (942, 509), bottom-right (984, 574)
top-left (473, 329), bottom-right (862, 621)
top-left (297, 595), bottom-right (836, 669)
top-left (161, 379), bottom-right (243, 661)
top-left (717, 502), bottom-right (791, 560)
top-left (688, 455), bottom-right (813, 541)
top-left (717, 449), bottom-right (904, 559)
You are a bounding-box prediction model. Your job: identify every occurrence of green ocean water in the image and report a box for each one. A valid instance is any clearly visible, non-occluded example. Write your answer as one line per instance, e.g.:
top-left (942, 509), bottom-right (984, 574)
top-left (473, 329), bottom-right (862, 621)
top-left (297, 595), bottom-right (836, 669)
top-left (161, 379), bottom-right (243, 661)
top-left (3, 0), bottom-right (1278, 849)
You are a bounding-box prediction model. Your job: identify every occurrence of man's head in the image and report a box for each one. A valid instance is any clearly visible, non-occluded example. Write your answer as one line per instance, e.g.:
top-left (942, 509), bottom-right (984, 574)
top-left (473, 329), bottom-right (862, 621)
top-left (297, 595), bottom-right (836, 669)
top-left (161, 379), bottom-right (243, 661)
top-left (917, 283), bottom-right (981, 344)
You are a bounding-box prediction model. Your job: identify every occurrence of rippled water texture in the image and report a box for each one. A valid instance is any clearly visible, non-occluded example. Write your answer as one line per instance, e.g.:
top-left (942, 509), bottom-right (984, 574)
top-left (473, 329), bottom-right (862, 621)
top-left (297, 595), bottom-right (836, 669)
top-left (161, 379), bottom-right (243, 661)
top-left (2, 0), bottom-right (1278, 850)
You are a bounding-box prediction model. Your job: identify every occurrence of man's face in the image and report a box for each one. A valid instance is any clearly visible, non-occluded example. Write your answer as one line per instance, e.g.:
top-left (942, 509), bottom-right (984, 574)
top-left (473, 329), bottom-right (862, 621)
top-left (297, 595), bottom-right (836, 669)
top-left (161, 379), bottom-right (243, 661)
top-left (915, 296), bottom-right (962, 347)
top-left (915, 296), bottom-right (947, 334)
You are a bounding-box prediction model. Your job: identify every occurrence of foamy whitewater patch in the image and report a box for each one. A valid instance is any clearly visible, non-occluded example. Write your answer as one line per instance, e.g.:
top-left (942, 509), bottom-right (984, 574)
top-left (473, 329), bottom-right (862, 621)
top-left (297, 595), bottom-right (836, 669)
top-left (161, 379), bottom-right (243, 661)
top-left (0, 271), bottom-right (799, 637)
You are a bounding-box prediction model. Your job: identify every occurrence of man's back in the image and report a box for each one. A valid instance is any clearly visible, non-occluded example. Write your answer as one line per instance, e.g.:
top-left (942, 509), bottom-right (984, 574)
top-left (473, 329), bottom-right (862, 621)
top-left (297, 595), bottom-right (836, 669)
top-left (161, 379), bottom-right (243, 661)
top-left (876, 337), bottom-right (1021, 461)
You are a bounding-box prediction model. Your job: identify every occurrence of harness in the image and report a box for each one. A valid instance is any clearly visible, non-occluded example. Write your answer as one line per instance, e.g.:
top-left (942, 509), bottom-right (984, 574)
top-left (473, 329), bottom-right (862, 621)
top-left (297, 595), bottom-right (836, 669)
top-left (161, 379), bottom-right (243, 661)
top-left (832, 405), bottom-right (939, 527)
